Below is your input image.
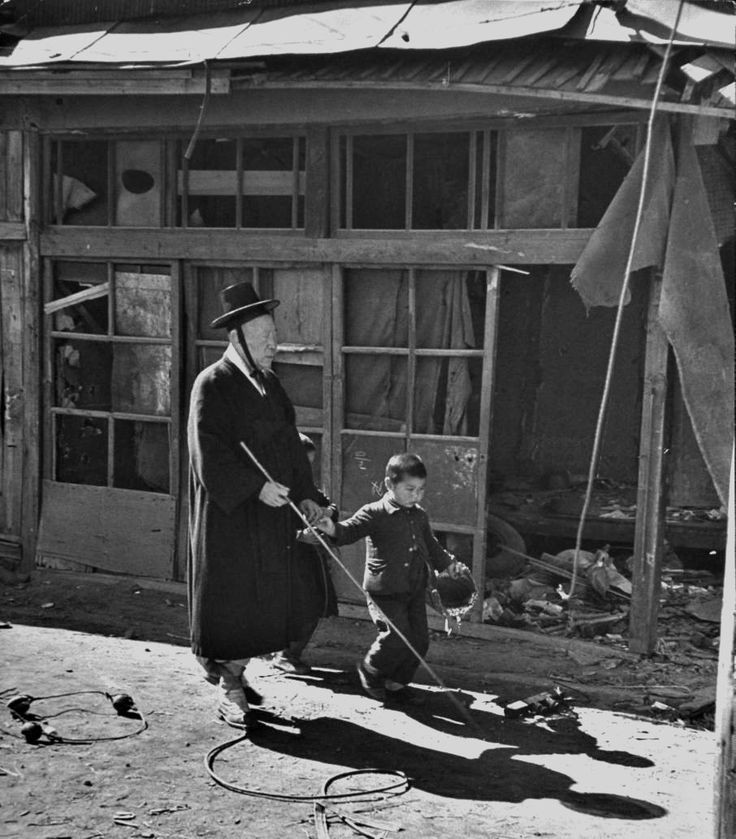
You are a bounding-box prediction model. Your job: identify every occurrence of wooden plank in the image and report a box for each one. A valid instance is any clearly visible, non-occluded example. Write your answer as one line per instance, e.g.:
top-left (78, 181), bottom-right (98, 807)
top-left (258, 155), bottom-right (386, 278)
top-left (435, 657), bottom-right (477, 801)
top-left (22, 130), bottom-right (41, 570)
top-left (177, 169), bottom-right (304, 196)
top-left (43, 281), bottom-right (109, 314)
top-left (628, 275), bottom-right (668, 655)
top-left (0, 223), bottom-right (26, 240)
top-left (320, 267), bottom-right (333, 495)
top-left (0, 132), bottom-right (7, 221)
top-left (40, 227), bottom-right (593, 265)
top-left (331, 265), bottom-right (344, 511)
top-left (0, 77), bottom-right (230, 96)
top-left (6, 132), bottom-right (23, 222)
top-left (305, 127), bottom-right (329, 239)
top-left (470, 266), bottom-right (499, 620)
top-left (714, 448), bottom-right (735, 838)
top-left (0, 247), bottom-right (23, 536)
top-left (256, 80), bottom-right (733, 119)
top-left (170, 260), bottom-right (184, 582)
top-left (37, 481), bottom-right (175, 578)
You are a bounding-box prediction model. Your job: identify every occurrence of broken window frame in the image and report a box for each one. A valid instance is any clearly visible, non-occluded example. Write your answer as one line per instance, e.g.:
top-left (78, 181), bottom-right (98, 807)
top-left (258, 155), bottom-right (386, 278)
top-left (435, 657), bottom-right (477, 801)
top-left (43, 130), bottom-right (308, 231)
top-left (333, 115), bottom-right (643, 234)
top-left (331, 264), bottom-right (500, 616)
top-left (43, 258), bottom-right (179, 495)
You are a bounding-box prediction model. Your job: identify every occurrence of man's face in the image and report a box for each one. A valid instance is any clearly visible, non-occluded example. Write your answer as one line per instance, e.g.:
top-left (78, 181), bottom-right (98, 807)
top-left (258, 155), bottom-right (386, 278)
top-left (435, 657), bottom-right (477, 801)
top-left (234, 314), bottom-right (278, 371)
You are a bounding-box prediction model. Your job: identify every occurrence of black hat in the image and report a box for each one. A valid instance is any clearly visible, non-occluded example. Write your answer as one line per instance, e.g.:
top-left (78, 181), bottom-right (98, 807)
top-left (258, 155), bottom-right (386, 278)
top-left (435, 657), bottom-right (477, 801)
top-left (210, 282), bottom-right (279, 329)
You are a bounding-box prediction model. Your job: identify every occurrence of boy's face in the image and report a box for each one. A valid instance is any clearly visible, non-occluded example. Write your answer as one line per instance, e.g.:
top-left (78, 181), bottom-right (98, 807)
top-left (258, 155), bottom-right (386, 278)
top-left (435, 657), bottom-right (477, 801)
top-left (385, 475), bottom-right (426, 508)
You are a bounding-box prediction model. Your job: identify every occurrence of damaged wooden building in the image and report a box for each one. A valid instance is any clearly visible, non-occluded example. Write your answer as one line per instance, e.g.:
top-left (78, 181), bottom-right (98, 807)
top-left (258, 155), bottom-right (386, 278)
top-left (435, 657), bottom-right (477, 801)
top-left (0, 0), bottom-right (733, 652)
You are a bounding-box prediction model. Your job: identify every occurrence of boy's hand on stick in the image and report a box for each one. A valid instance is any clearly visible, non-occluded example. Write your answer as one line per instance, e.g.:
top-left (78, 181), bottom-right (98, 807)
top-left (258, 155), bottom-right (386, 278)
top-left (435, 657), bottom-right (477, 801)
top-left (314, 515), bottom-right (336, 537)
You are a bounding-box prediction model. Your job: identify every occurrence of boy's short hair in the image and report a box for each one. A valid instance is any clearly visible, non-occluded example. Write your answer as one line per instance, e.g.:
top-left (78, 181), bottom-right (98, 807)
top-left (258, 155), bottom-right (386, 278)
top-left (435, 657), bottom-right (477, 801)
top-left (299, 432), bottom-right (316, 453)
top-left (385, 452), bottom-right (427, 484)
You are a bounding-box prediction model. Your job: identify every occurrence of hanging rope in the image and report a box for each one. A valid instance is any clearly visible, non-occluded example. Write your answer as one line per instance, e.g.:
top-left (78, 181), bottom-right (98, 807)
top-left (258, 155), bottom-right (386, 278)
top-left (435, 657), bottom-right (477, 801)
top-left (565, 0), bottom-right (686, 599)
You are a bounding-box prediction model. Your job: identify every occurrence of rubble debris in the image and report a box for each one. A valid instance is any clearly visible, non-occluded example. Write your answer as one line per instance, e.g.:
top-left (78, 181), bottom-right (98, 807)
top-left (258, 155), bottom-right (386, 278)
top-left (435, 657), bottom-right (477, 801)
top-left (503, 686), bottom-right (571, 719)
top-left (685, 594), bottom-right (722, 623)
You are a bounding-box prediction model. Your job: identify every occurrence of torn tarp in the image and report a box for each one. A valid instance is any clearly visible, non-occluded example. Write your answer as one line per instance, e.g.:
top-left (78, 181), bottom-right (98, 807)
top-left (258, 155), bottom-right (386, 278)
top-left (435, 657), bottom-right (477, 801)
top-left (570, 116), bottom-right (675, 309)
top-left (571, 116), bottom-right (734, 507)
top-left (658, 120), bottom-right (734, 507)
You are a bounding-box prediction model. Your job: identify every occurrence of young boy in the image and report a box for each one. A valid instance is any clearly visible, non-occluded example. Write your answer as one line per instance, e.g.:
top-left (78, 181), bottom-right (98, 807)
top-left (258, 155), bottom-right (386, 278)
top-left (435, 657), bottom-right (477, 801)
top-left (316, 452), bottom-right (461, 704)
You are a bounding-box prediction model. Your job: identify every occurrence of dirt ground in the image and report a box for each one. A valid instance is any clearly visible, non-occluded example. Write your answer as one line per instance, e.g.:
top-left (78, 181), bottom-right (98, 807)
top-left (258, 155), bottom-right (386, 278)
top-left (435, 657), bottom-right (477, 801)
top-left (0, 569), bottom-right (719, 838)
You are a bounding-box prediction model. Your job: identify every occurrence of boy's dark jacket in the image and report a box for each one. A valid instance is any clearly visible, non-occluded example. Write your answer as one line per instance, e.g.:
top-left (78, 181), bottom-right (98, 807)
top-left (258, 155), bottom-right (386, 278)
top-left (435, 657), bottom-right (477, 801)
top-left (331, 494), bottom-right (453, 595)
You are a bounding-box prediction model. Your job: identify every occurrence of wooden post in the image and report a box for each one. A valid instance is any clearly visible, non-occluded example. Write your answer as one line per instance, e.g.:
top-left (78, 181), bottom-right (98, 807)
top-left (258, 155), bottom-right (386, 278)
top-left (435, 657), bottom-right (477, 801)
top-left (714, 447), bottom-right (734, 838)
top-left (470, 265), bottom-right (500, 621)
top-left (629, 273), bottom-right (669, 654)
top-left (22, 128), bottom-right (41, 571)
top-left (0, 130), bottom-right (25, 545)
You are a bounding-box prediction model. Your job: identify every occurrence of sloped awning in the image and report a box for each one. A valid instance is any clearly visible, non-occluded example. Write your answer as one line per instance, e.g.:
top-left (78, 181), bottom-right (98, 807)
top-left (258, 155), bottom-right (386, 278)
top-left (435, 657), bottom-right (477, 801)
top-left (250, 39), bottom-right (734, 117)
top-left (0, 1), bottom-right (578, 66)
top-left (1, 0), bottom-right (733, 67)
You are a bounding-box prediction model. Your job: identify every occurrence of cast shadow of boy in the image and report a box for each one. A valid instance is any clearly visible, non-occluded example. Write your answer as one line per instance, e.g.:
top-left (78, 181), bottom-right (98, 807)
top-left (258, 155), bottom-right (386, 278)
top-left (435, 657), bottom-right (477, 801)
top-left (246, 696), bottom-right (666, 821)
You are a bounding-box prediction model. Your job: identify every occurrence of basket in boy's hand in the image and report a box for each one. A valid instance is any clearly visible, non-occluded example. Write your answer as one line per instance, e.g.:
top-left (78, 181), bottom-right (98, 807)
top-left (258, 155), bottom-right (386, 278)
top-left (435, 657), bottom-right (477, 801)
top-left (427, 563), bottom-right (478, 622)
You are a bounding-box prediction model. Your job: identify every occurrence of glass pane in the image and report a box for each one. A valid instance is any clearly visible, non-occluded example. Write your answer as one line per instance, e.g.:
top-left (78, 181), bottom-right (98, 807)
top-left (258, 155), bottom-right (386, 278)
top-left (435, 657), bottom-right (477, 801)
top-left (577, 124), bottom-right (637, 227)
top-left (345, 355), bottom-right (407, 432)
top-left (344, 268), bottom-right (408, 347)
top-left (273, 361), bottom-right (323, 428)
top-left (114, 420), bottom-right (170, 493)
top-left (415, 270), bottom-right (479, 349)
top-left (114, 140), bottom-right (162, 227)
top-left (54, 338), bottom-right (112, 410)
top-left (413, 356), bottom-right (480, 437)
top-left (412, 132), bottom-right (469, 229)
top-left (55, 414), bottom-right (108, 486)
top-left (196, 266), bottom-right (256, 341)
top-left (501, 127), bottom-right (567, 228)
top-left (181, 137), bottom-right (237, 227)
top-left (114, 270), bottom-right (171, 337)
top-left (111, 345), bottom-right (171, 416)
top-left (351, 135), bottom-right (406, 229)
top-left (57, 140), bottom-right (108, 225)
top-left (51, 262), bottom-right (108, 334)
top-left (242, 137), bottom-right (299, 228)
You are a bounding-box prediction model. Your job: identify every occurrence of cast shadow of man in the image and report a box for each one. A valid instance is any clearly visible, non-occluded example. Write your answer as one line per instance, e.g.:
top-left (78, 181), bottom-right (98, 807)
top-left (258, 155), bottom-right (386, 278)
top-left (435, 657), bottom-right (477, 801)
top-left (248, 685), bottom-right (666, 821)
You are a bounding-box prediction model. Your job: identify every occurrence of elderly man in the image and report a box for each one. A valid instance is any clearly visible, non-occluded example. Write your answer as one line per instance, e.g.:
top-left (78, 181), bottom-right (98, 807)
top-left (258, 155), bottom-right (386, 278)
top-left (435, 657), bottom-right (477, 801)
top-left (187, 281), bottom-right (323, 730)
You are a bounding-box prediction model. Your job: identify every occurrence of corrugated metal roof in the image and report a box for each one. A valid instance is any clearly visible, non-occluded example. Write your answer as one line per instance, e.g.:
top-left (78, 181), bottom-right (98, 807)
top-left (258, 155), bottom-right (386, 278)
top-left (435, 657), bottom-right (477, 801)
top-left (3, 0), bottom-right (732, 69)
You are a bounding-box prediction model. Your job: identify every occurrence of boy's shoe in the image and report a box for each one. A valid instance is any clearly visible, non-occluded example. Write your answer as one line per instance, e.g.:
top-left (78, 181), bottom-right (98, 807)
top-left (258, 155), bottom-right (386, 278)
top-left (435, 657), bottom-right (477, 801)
top-left (385, 686), bottom-right (426, 707)
top-left (356, 662), bottom-right (386, 702)
top-left (272, 651), bottom-right (311, 676)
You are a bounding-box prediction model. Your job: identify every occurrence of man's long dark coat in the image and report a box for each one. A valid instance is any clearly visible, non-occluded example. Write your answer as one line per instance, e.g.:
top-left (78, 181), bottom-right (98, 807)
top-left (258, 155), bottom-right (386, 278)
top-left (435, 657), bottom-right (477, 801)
top-left (187, 356), bottom-right (321, 660)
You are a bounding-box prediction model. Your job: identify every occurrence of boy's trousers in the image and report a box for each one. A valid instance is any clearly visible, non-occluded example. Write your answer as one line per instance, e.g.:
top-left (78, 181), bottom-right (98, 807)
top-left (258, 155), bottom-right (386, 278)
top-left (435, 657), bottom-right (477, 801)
top-left (364, 587), bottom-right (429, 685)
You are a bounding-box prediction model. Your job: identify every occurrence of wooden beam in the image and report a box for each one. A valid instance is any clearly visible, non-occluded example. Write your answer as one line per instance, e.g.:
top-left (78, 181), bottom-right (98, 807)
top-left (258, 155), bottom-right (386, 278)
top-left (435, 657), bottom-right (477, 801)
top-left (40, 227), bottom-right (592, 265)
top-left (628, 274), bottom-right (669, 655)
top-left (255, 79), bottom-right (734, 119)
top-left (0, 222), bottom-right (25, 240)
top-left (43, 281), bottom-right (109, 314)
top-left (0, 75), bottom-right (230, 96)
top-left (714, 447), bottom-right (735, 839)
top-left (22, 129), bottom-right (41, 572)
top-left (305, 126), bottom-right (329, 239)
top-left (469, 265), bottom-right (500, 621)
